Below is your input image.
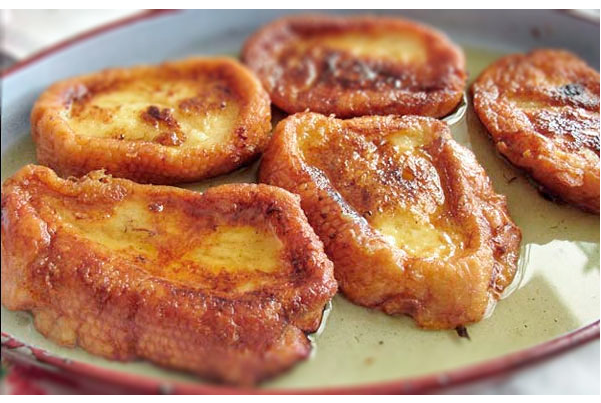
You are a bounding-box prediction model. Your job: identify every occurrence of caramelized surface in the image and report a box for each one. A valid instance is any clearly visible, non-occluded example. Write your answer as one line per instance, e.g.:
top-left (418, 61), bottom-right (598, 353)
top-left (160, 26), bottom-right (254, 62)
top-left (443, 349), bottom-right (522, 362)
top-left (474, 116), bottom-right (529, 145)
top-left (1, 165), bottom-right (337, 384)
top-left (472, 49), bottom-right (600, 213)
top-left (295, 120), bottom-right (466, 261)
top-left (31, 57), bottom-right (271, 184)
top-left (242, 15), bottom-right (466, 118)
top-left (260, 113), bottom-right (521, 329)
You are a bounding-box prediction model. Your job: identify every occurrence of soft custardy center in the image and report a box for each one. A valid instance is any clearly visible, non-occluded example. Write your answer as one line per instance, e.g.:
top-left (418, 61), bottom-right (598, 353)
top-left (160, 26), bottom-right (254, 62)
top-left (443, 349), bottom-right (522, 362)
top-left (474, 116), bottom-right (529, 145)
top-left (309, 31), bottom-right (427, 64)
top-left (62, 199), bottom-right (161, 258)
top-left (64, 79), bottom-right (239, 148)
top-left (371, 210), bottom-right (464, 259)
top-left (179, 225), bottom-right (284, 274)
top-left (55, 197), bottom-right (284, 277)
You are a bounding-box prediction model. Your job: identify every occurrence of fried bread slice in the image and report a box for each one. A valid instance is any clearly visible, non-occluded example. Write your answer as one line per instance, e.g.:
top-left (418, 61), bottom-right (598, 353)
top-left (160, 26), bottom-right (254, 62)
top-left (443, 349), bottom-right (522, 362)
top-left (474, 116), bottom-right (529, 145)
top-left (242, 15), bottom-right (466, 118)
top-left (1, 165), bottom-right (336, 385)
top-left (472, 49), bottom-right (600, 213)
top-left (31, 57), bottom-right (271, 184)
top-left (259, 113), bottom-right (521, 329)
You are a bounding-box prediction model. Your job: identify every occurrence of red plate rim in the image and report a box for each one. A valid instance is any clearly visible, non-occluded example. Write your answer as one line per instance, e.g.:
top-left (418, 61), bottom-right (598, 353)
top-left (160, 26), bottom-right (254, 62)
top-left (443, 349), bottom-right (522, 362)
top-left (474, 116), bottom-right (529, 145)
top-left (2, 323), bottom-right (599, 394)
top-left (1, 9), bottom-right (599, 394)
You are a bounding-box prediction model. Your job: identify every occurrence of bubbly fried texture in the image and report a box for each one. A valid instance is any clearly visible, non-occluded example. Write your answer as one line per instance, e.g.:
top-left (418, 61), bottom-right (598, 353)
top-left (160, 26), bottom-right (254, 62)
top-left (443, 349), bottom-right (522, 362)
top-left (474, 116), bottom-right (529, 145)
top-left (1, 165), bottom-right (337, 385)
top-left (31, 57), bottom-right (271, 184)
top-left (242, 15), bottom-right (466, 118)
top-left (260, 113), bottom-right (521, 329)
top-left (472, 49), bottom-right (600, 213)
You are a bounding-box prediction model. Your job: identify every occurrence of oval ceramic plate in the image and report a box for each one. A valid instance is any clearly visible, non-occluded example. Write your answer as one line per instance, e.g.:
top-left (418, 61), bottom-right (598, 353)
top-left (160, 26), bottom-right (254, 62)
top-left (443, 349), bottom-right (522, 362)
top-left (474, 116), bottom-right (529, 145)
top-left (1, 9), bottom-right (599, 394)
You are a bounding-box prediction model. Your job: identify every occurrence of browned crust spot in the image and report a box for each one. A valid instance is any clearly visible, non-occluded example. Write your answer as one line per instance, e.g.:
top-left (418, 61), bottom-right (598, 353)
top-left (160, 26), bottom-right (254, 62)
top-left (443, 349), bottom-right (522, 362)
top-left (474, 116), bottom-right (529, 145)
top-left (242, 14), bottom-right (467, 118)
top-left (471, 49), bottom-right (600, 214)
top-left (1, 165), bottom-right (337, 385)
top-left (140, 106), bottom-right (187, 146)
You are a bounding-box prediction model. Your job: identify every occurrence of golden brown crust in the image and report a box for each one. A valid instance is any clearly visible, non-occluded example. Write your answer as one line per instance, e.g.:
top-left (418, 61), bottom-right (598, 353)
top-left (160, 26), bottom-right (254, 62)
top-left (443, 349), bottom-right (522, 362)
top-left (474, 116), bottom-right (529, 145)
top-left (1, 165), bottom-right (337, 385)
top-left (31, 57), bottom-right (272, 184)
top-left (471, 49), bottom-right (600, 213)
top-left (259, 112), bottom-right (521, 329)
top-left (242, 14), bottom-right (466, 118)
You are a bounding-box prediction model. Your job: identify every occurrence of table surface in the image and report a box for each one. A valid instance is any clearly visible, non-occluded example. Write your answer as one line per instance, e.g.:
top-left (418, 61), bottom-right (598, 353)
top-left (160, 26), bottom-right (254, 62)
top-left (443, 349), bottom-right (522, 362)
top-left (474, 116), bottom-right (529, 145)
top-left (0, 9), bottom-right (599, 395)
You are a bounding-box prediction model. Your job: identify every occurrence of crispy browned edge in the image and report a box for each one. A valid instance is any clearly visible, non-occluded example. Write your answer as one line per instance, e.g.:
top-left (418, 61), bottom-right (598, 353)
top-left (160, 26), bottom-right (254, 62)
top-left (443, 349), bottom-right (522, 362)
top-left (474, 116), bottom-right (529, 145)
top-left (242, 14), bottom-right (467, 118)
top-left (1, 165), bottom-right (337, 385)
top-left (31, 57), bottom-right (272, 185)
top-left (471, 49), bottom-right (600, 214)
top-left (259, 112), bottom-right (521, 329)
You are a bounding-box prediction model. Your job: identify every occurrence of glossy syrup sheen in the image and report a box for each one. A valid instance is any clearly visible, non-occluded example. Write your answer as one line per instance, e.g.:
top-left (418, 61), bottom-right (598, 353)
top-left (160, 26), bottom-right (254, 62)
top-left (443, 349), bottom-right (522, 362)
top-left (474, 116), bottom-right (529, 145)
top-left (1, 46), bottom-right (599, 389)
